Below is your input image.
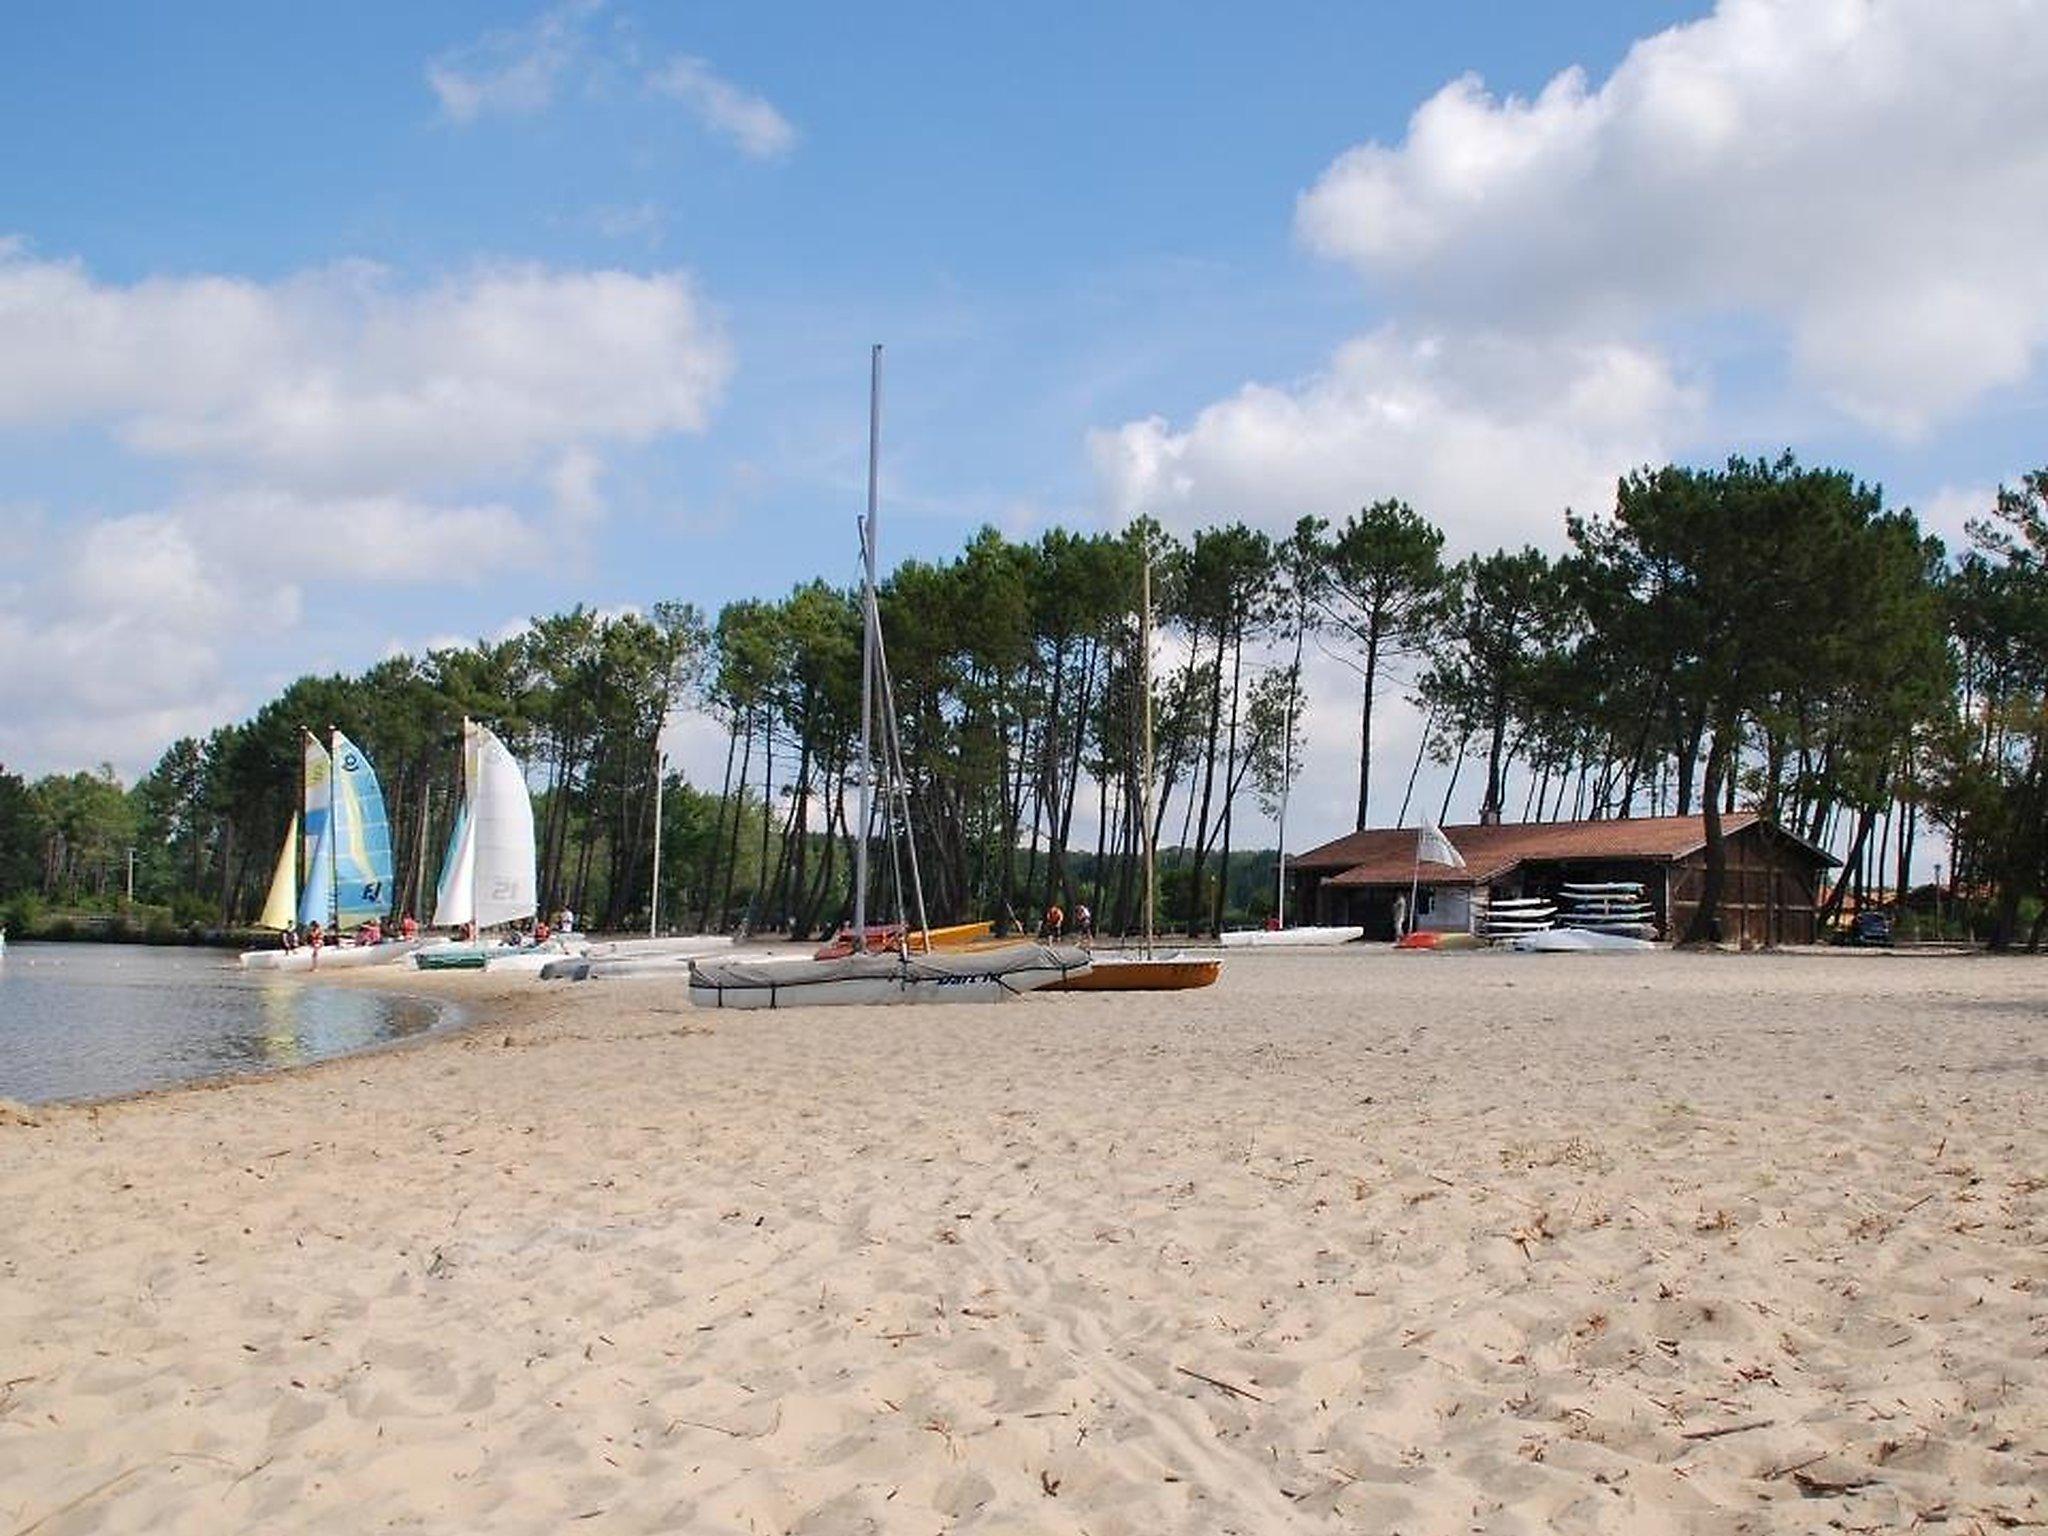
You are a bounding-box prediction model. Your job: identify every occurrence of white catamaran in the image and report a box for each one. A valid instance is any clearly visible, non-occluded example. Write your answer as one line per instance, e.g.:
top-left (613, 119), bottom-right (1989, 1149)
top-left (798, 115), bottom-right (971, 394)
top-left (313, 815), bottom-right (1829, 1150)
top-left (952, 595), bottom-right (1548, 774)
top-left (415, 719), bottom-right (572, 972)
top-left (242, 731), bottom-right (419, 970)
top-left (688, 347), bottom-right (1091, 1008)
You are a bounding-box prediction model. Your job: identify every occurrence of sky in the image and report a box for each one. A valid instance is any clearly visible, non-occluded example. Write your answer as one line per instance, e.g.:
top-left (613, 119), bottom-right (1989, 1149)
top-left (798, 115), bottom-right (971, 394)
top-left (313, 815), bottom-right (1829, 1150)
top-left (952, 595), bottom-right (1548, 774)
top-left (3, 0), bottom-right (2045, 858)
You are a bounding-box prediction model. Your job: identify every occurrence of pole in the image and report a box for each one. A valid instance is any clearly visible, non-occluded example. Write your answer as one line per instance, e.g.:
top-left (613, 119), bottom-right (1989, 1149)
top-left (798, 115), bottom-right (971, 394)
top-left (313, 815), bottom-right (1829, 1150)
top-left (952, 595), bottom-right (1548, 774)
top-left (650, 748), bottom-right (665, 937)
top-left (1406, 852), bottom-right (1419, 941)
top-left (413, 778), bottom-right (431, 923)
top-left (852, 344), bottom-right (882, 953)
top-left (1276, 610), bottom-right (1305, 929)
top-left (1140, 554), bottom-right (1156, 958)
top-left (126, 847), bottom-right (135, 904)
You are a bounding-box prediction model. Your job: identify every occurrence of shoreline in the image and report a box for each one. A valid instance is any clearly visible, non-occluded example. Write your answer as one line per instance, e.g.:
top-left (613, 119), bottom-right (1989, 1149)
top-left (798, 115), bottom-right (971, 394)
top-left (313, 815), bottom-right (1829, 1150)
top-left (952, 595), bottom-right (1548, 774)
top-left (2, 948), bottom-right (2041, 1533)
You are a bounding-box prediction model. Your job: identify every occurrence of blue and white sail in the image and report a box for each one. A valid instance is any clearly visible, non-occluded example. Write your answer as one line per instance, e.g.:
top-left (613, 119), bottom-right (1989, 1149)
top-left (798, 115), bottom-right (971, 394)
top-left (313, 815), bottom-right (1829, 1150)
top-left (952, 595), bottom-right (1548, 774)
top-left (297, 733), bottom-right (334, 928)
top-left (330, 731), bottom-right (394, 926)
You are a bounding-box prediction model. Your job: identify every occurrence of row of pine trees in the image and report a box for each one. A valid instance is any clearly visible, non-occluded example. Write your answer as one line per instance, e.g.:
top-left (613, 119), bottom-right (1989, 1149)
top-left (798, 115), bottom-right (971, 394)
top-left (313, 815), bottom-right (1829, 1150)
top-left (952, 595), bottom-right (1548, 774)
top-left (7, 455), bottom-right (2048, 944)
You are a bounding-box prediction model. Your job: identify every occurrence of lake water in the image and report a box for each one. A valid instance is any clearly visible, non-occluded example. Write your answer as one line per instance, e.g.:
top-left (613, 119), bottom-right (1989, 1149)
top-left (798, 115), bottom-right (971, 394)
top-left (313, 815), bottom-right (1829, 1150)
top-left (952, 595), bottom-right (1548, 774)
top-left (0, 943), bottom-right (453, 1104)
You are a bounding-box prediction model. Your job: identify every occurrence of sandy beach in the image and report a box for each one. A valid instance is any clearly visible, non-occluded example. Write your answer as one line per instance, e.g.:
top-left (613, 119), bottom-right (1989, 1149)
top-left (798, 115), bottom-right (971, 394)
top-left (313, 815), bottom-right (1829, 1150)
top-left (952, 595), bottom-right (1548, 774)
top-left (1, 948), bottom-right (2042, 1534)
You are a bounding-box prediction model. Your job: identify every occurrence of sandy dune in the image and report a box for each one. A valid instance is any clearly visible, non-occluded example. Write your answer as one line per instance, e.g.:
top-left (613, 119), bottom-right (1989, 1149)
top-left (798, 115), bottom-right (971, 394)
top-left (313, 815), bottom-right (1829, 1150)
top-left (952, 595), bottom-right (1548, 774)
top-left (1, 948), bottom-right (2042, 1533)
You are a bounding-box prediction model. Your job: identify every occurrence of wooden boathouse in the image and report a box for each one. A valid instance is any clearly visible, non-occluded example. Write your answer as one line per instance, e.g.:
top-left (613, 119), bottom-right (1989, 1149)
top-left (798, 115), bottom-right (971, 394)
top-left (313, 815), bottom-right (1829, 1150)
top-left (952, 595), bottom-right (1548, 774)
top-left (1290, 813), bottom-right (1836, 945)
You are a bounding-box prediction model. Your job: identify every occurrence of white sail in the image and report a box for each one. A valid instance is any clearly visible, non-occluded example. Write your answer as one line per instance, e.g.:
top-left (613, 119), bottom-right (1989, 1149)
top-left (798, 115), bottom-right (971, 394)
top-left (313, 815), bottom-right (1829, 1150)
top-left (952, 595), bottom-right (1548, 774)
top-left (430, 719), bottom-right (536, 932)
top-left (469, 720), bottom-right (538, 929)
top-left (430, 800), bottom-right (477, 930)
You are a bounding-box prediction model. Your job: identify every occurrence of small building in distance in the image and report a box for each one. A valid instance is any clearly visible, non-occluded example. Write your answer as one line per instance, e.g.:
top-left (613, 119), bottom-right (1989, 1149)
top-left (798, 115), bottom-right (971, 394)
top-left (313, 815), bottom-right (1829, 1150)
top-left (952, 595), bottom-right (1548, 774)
top-left (1289, 813), bottom-right (1837, 945)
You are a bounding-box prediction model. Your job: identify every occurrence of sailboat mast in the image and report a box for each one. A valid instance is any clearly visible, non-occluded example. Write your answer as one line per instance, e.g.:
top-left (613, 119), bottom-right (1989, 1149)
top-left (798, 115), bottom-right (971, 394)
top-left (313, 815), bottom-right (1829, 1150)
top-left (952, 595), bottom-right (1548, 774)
top-left (327, 728), bottom-right (340, 930)
top-left (852, 344), bottom-right (882, 953)
top-left (1140, 553), bottom-right (1156, 958)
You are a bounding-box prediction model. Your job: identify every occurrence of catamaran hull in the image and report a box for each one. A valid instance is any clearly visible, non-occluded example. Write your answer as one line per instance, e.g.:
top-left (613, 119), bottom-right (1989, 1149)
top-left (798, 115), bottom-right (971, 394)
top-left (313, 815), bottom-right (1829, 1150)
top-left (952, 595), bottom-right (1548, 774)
top-left (414, 941), bottom-right (586, 973)
top-left (1509, 929), bottom-right (1659, 953)
top-left (579, 936), bottom-right (736, 961)
top-left (541, 938), bottom-right (736, 980)
top-left (687, 945), bottom-right (1092, 1009)
top-left (1219, 926), bottom-right (1363, 948)
top-left (240, 939), bottom-right (427, 972)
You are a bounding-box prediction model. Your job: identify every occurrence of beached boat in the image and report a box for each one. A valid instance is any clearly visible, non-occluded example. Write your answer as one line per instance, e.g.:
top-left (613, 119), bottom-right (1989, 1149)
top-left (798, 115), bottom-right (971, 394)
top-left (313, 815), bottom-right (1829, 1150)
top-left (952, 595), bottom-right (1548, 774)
top-left (240, 730), bottom-right (411, 969)
top-left (414, 939), bottom-right (585, 973)
top-left (1044, 952), bottom-right (1220, 991)
top-left (425, 718), bottom-right (543, 961)
top-left (1038, 555), bottom-right (1221, 993)
top-left (245, 938), bottom-right (429, 973)
top-left (1220, 925), bottom-right (1363, 948)
top-left (812, 921), bottom-right (991, 960)
top-left (689, 945), bottom-right (1090, 1008)
top-left (1395, 930), bottom-right (1484, 951)
top-left (580, 935), bottom-right (737, 961)
top-left (539, 937), bottom-right (736, 981)
top-left (690, 348), bottom-right (1085, 1009)
top-left (1508, 928), bottom-right (1658, 953)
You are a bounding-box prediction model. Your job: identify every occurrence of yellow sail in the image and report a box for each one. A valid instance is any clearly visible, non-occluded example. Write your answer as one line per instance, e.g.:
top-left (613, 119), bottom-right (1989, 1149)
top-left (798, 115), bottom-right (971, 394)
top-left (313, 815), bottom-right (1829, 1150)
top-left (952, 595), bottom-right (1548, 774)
top-left (257, 815), bottom-right (298, 931)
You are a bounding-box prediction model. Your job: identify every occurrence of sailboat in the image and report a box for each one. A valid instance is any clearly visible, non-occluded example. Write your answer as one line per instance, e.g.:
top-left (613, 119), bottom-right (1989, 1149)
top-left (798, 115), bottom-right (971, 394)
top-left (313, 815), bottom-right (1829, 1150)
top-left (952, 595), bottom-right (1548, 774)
top-left (688, 348), bottom-right (1092, 1009)
top-left (1045, 548), bottom-right (1220, 992)
top-left (414, 719), bottom-right (570, 971)
top-left (241, 731), bottom-right (419, 970)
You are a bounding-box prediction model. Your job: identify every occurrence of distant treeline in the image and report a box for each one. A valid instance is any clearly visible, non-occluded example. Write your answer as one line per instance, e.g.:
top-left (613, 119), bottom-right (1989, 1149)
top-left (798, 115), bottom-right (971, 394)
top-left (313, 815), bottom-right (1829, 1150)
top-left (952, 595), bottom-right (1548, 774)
top-left (8, 454), bottom-right (2048, 944)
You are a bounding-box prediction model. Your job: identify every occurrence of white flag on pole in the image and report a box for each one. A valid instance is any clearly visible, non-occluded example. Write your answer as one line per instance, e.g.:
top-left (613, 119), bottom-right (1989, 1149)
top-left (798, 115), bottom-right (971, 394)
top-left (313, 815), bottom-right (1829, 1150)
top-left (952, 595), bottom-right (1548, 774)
top-left (1416, 821), bottom-right (1466, 868)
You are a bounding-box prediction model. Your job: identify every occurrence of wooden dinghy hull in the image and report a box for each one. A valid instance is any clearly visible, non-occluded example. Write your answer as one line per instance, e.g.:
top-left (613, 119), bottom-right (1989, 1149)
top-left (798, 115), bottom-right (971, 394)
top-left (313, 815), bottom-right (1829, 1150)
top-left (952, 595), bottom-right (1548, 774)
top-left (1043, 954), bottom-right (1221, 991)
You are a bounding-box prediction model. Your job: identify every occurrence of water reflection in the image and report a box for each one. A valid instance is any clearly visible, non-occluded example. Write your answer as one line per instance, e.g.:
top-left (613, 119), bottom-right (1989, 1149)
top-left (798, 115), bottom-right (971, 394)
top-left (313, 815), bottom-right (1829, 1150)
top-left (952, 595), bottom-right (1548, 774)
top-left (0, 943), bottom-right (453, 1104)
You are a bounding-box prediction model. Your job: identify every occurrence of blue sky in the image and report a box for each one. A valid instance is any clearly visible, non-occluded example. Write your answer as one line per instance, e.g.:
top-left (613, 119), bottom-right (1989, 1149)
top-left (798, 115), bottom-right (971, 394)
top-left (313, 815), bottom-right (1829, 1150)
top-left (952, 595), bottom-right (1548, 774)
top-left (4, 0), bottom-right (2045, 852)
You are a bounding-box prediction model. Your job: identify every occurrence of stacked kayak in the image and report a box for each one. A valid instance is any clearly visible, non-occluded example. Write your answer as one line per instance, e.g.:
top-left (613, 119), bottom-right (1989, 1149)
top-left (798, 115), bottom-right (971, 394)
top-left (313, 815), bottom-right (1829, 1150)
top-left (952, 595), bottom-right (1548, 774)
top-left (1478, 896), bottom-right (1555, 940)
top-left (1558, 882), bottom-right (1660, 940)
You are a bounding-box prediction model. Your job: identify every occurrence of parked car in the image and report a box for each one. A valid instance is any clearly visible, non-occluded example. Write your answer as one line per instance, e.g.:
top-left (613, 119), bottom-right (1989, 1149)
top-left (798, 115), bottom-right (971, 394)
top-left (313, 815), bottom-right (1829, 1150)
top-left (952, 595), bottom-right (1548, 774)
top-left (1847, 910), bottom-right (1893, 947)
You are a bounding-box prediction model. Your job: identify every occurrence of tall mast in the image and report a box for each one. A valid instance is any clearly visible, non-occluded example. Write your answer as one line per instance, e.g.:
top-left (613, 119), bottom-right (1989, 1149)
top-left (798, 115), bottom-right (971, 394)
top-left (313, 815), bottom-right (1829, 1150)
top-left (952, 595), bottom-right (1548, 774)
top-left (328, 728), bottom-right (340, 930)
top-left (852, 344), bottom-right (882, 953)
top-left (1140, 552), bottom-right (1156, 958)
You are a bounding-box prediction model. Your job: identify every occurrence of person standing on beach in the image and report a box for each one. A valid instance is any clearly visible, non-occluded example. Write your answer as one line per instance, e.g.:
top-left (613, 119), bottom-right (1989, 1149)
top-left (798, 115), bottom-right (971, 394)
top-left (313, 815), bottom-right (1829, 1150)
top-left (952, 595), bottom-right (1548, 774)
top-left (1041, 903), bottom-right (1065, 940)
top-left (1391, 892), bottom-right (1408, 939)
top-left (1074, 903), bottom-right (1094, 948)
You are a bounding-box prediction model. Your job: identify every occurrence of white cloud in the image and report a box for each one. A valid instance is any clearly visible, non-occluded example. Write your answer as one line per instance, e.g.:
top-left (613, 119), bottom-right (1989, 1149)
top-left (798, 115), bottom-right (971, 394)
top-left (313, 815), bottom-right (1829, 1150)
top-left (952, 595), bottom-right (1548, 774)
top-left (548, 446), bottom-right (606, 522)
top-left (427, 0), bottom-right (602, 124)
top-left (648, 57), bottom-right (797, 160)
top-left (1296, 0), bottom-right (2048, 435)
top-left (0, 509), bottom-right (286, 771)
top-left (0, 490), bottom-right (551, 774)
top-left (1092, 324), bottom-right (1694, 550)
top-left (0, 248), bottom-right (730, 490)
top-left (427, 5), bottom-right (798, 161)
top-left (0, 239), bottom-right (724, 774)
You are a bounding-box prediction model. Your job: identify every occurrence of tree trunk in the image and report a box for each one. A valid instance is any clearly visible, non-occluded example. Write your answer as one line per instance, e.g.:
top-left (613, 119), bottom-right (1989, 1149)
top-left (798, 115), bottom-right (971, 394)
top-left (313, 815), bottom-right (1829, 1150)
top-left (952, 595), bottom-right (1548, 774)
top-left (1354, 625), bottom-right (1382, 832)
top-left (1683, 725), bottom-right (1733, 945)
